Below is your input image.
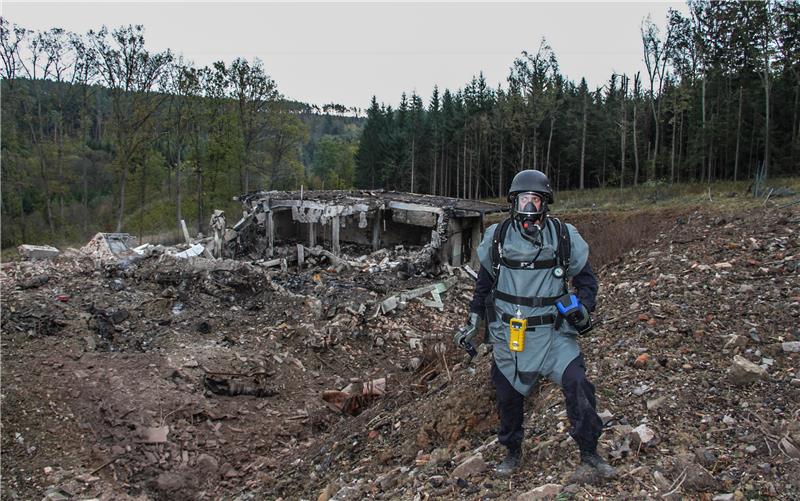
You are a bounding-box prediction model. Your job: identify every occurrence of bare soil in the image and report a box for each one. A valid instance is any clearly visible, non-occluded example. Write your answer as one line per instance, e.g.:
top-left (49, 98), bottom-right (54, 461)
top-left (2, 205), bottom-right (799, 500)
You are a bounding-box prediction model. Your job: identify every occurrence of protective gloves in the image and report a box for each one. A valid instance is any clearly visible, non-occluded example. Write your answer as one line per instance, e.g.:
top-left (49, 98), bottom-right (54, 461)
top-left (555, 294), bottom-right (593, 335)
top-left (453, 312), bottom-right (480, 351)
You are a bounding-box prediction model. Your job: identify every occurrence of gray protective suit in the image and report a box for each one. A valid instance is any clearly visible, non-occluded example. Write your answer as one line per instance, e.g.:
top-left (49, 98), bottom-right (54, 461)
top-left (477, 217), bottom-right (590, 394)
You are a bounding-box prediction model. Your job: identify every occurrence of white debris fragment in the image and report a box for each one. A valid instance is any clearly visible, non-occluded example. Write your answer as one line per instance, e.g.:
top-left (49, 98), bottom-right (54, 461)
top-left (173, 244), bottom-right (205, 259)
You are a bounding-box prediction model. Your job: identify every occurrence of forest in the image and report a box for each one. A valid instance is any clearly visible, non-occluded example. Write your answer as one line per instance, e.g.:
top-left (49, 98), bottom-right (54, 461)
top-left (0, 21), bottom-right (362, 248)
top-left (2, 1), bottom-right (799, 249)
top-left (355, 1), bottom-right (799, 198)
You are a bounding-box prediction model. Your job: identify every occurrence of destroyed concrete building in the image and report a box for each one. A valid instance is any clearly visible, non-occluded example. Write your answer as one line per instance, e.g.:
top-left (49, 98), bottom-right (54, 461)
top-left (222, 190), bottom-right (506, 272)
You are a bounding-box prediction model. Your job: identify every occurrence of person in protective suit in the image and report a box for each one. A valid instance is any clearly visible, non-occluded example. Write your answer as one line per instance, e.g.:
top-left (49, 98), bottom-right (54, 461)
top-left (454, 169), bottom-right (616, 478)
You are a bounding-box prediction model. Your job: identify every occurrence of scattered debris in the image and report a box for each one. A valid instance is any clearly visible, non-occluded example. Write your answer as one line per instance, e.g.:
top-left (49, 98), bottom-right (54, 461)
top-left (2, 203), bottom-right (798, 501)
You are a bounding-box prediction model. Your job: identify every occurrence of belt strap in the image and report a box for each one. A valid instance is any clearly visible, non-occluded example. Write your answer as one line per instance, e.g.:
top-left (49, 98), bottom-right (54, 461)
top-left (494, 290), bottom-right (560, 307)
top-left (500, 257), bottom-right (557, 270)
top-left (500, 313), bottom-right (556, 328)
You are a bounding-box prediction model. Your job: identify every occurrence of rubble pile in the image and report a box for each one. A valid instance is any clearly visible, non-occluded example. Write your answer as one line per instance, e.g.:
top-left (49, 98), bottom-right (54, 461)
top-left (1, 205), bottom-right (798, 500)
top-left (253, 206), bottom-right (800, 500)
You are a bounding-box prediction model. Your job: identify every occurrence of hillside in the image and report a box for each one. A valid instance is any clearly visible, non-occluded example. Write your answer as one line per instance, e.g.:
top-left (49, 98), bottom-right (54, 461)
top-left (1, 202), bottom-right (799, 500)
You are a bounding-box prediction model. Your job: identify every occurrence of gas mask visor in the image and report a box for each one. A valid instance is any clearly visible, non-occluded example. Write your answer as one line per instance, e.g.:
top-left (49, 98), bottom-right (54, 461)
top-left (514, 192), bottom-right (546, 220)
top-left (512, 191), bottom-right (547, 241)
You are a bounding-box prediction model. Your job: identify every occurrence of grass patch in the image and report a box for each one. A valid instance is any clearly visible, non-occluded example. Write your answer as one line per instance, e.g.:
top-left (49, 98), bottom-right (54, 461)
top-left (483, 177), bottom-right (800, 271)
top-left (555, 176), bottom-right (800, 212)
top-left (484, 177), bottom-right (800, 213)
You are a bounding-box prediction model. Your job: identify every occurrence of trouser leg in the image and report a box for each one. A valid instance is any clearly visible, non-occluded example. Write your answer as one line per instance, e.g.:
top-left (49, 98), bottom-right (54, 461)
top-left (491, 362), bottom-right (524, 448)
top-left (560, 355), bottom-right (603, 453)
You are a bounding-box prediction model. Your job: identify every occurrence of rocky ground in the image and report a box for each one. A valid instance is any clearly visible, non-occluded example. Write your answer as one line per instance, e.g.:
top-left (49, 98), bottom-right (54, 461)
top-left (2, 203), bottom-right (799, 501)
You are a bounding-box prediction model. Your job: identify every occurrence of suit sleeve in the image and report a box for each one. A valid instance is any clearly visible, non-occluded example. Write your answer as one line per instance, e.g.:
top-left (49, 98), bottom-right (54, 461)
top-left (469, 265), bottom-right (494, 319)
top-left (571, 261), bottom-right (598, 312)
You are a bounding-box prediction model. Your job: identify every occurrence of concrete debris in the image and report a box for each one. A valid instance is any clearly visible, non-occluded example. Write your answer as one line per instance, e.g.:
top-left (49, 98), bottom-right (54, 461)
top-left (632, 424), bottom-right (656, 445)
top-left (375, 276), bottom-right (458, 316)
top-left (80, 233), bottom-right (138, 262)
top-left (138, 426), bottom-right (169, 444)
top-left (17, 244), bottom-right (60, 260)
top-left (18, 274), bottom-right (50, 290)
top-left (172, 243), bottom-right (205, 259)
top-left (782, 341), bottom-right (800, 353)
top-left (450, 453), bottom-right (486, 478)
top-left (3, 202), bottom-right (798, 501)
top-left (321, 378), bottom-right (386, 416)
top-left (728, 355), bottom-right (766, 385)
top-left (517, 483), bottom-right (563, 500)
top-left (232, 190), bottom-right (505, 269)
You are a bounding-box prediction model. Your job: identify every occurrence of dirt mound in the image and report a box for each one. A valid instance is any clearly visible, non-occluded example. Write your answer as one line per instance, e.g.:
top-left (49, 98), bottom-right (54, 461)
top-left (2, 205), bottom-right (799, 500)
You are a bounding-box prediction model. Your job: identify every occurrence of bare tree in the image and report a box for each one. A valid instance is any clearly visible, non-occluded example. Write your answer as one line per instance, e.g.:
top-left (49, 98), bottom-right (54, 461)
top-left (619, 74), bottom-right (629, 188)
top-left (642, 15), bottom-right (674, 181)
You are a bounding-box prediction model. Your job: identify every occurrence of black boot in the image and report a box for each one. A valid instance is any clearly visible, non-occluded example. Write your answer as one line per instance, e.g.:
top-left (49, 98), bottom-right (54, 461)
top-left (495, 445), bottom-right (522, 476)
top-left (580, 449), bottom-right (616, 478)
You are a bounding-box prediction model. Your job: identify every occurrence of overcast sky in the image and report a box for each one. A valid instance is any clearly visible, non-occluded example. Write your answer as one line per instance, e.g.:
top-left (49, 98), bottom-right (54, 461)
top-left (4, 1), bottom-right (687, 110)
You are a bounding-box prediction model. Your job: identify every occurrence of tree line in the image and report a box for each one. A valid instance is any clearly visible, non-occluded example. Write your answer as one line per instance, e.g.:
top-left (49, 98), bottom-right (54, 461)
top-left (355, 1), bottom-right (800, 199)
top-left (1, 21), bottom-right (361, 248)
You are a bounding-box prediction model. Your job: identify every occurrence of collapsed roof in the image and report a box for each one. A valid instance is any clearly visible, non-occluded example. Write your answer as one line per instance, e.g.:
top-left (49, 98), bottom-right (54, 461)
top-left (225, 190), bottom-right (507, 270)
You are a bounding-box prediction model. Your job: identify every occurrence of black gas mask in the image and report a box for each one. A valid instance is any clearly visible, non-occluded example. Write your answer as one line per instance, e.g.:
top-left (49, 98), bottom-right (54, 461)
top-left (511, 192), bottom-right (548, 244)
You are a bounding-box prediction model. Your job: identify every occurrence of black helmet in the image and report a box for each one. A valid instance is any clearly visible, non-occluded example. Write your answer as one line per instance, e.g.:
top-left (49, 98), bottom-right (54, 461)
top-left (507, 170), bottom-right (554, 204)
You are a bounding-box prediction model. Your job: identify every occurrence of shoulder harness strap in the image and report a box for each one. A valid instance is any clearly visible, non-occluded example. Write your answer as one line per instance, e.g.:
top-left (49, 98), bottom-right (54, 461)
top-left (549, 216), bottom-right (571, 273)
top-left (490, 217), bottom-right (513, 279)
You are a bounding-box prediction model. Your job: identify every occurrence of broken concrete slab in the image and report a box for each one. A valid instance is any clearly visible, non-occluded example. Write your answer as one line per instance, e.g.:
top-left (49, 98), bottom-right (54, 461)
top-left (173, 244), bottom-right (205, 259)
top-left (17, 244), bottom-right (60, 260)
